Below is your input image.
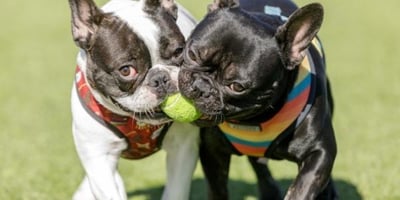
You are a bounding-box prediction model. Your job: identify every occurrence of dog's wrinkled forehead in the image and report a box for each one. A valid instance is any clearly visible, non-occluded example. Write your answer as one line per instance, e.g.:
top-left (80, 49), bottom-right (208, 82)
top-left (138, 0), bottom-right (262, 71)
top-left (184, 9), bottom-right (279, 73)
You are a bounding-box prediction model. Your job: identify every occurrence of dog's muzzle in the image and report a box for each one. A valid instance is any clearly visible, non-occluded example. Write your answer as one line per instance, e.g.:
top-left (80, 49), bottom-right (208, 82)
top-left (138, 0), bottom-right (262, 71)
top-left (178, 68), bottom-right (224, 125)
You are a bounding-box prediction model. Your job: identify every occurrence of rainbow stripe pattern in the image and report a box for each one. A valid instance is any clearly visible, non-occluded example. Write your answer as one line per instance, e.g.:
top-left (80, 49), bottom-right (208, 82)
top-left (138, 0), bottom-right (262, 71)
top-left (218, 42), bottom-right (320, 157)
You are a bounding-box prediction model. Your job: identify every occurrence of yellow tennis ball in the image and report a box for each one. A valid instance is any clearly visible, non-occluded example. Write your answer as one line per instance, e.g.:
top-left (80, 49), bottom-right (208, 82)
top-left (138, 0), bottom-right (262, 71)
top-left (161, 93), bottom-right (201, 122)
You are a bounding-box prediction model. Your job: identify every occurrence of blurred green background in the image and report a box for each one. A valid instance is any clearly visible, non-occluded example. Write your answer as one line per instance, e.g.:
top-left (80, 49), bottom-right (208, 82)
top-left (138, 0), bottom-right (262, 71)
top-left (0, 0), bottom-right (399, 199)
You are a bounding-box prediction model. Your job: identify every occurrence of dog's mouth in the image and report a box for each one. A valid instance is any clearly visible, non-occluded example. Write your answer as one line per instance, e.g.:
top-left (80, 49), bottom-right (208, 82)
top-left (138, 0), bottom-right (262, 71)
top-left (111, 98), bottom-right (171, 123)
top-left (133, 108), bottom-right (170, 121)
top-left (190, 112), bottom-right (224, 127)
top-left (192, 103), bottom-right (267, 127)
top-left (132, 107), bottom-right (175, 125)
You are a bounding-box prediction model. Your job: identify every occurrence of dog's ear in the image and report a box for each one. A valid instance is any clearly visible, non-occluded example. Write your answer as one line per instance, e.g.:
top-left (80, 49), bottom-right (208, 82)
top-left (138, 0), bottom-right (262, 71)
top-left (68, 0), bottom-right (103, 50)
top-left (207, 0), bottom-right (240, 13)
top-left (275, 3), bottom-right (323, 70)
top-left (144, 0), bottom-right (178, 20)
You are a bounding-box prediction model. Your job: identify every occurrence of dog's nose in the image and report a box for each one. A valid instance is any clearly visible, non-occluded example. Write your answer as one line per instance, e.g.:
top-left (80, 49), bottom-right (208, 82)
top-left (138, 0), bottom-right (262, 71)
top-left (147, 69), bottom-right (178, 95)
top-left (180, 70), bottom-right (212, 99)
top-left (148, 70), bottom-right (170, 89)
top-left (193, 78), bottom-right (212, 98)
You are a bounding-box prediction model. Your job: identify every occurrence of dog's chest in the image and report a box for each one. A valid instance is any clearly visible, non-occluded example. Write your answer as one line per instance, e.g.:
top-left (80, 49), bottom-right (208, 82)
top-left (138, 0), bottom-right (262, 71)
top-left (75, 66), bottom-right (169, 159)
top-left (219, 39), bottom-right (323, 157)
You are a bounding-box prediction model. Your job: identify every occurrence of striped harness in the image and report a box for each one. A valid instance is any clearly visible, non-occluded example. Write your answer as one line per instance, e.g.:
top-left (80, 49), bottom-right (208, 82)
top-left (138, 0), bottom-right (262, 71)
top-left (218, 39), bottom-right (323, 157)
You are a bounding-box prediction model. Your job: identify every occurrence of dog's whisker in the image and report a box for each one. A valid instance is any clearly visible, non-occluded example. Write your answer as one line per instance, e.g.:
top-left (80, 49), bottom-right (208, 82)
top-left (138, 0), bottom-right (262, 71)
top-left (134, 111), bottom-right (138, 118)
top-left (146, 105), bottom-right (158, 118)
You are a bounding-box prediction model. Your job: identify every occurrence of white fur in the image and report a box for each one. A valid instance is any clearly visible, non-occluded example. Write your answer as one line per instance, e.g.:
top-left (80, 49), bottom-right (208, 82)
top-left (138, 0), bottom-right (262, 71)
top-left (115, 64), bottom-right (180, 125)
top-left (102, 0), bottom-right (161, 65)
top-left (71, 1), bottom-right (199, 199)
top-left (76, 0), bottom-right (197, 120)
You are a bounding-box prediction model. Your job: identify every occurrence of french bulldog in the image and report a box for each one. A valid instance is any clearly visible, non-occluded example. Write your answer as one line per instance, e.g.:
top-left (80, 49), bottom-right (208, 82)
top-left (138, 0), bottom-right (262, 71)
top-left (179, 0), bottom-right (337, 199)
top-left (68, 0), bottom-right (199, 199)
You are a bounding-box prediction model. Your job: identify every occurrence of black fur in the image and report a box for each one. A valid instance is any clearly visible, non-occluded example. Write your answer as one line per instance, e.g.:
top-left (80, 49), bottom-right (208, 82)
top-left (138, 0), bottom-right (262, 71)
top-left (178, 0), bottom-right (338, 199)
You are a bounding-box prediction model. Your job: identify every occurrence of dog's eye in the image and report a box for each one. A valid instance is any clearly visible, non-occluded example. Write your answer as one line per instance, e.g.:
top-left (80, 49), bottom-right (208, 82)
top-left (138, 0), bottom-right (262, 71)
top-left (173, 47), bottom-right (183, 57)
top-left (118, 65), bottom-right (137, 80)
top-left (172, 47), bottom-right (184, 65)
top-left (229, 82), bottom-right (245, 93)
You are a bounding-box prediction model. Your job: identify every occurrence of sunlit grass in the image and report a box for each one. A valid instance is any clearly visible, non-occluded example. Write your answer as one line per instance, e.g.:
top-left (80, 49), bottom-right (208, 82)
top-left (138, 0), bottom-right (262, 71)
top-left (0, 0), bottom-right (399, 199)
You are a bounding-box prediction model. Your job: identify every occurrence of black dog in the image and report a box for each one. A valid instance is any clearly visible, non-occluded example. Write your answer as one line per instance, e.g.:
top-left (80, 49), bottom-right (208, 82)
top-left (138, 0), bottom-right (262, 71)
top-left (178, 0), bottom-right (337, 199)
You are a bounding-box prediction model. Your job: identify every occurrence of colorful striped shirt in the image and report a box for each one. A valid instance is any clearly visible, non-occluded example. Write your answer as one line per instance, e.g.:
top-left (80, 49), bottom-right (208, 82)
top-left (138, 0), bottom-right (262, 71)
top-left (218, 39), bottom-right (322, 157)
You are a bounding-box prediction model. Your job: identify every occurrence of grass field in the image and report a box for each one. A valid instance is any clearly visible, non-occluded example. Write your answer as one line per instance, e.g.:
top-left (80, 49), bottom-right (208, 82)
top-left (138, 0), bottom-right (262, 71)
top-left (0, 0), bottom-right (399, 199)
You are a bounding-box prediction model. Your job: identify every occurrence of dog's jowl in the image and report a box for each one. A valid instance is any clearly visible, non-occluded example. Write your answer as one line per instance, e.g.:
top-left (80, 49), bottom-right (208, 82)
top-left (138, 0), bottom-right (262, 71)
top-left (179, 0), bottom-right (337, 199)
top-left (68, 0), bottom-right (199, 199)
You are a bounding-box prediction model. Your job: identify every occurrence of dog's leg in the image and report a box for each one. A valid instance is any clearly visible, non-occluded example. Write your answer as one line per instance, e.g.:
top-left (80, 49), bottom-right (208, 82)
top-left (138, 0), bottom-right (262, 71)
top-left (284, 117), bottom-right (337, 200)
top-left (284, 149), bottom-right (335, 200)
top-left (75, 151), bottom-right (126, 200)
top-left (73, 174), bottom-right (126, 200)
top-left (73, 176), bottom-right (95, 200)
top-left (247, 157), bottom-right (282, 200)
top-left (72, 120), bottom-right (127, 200)
top-left (316, 177), bottom-right (338, 200)
top-left (161, 122), bottom-right (200, 200)
top-left (71, 87), bottom-right (127, 200)
top-left (200, 127), bottom-right (232, 200)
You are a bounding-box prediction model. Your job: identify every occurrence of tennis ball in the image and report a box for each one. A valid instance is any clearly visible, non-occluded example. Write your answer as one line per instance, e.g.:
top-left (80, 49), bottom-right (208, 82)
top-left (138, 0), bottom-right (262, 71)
top-left (161, 93), bottom-right (201, 122)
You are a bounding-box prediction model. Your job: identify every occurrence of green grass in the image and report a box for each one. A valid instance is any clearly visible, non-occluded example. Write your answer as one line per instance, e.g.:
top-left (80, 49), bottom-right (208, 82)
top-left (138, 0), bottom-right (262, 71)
top-left (0, 0), bottom-right (399, 199)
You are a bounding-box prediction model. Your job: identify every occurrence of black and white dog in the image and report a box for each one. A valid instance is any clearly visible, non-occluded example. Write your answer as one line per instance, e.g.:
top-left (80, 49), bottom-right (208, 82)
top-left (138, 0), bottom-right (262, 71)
top-left (179, 0), bottom-right (337, 199)
top-left (68, 0), bottom-right (199, 199)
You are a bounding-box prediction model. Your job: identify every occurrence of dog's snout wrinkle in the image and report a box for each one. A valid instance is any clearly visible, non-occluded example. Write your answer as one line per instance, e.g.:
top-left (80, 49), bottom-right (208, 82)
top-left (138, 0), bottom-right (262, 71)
top-left (183, 42), bottom-right (208, 70)
top-left (171, 53), bottom-right (183, 66)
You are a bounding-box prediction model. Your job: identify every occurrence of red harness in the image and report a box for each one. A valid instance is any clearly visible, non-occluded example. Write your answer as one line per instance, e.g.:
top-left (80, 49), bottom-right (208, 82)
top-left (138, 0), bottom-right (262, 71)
top-left (75, 66), bottom-right (170, 159)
